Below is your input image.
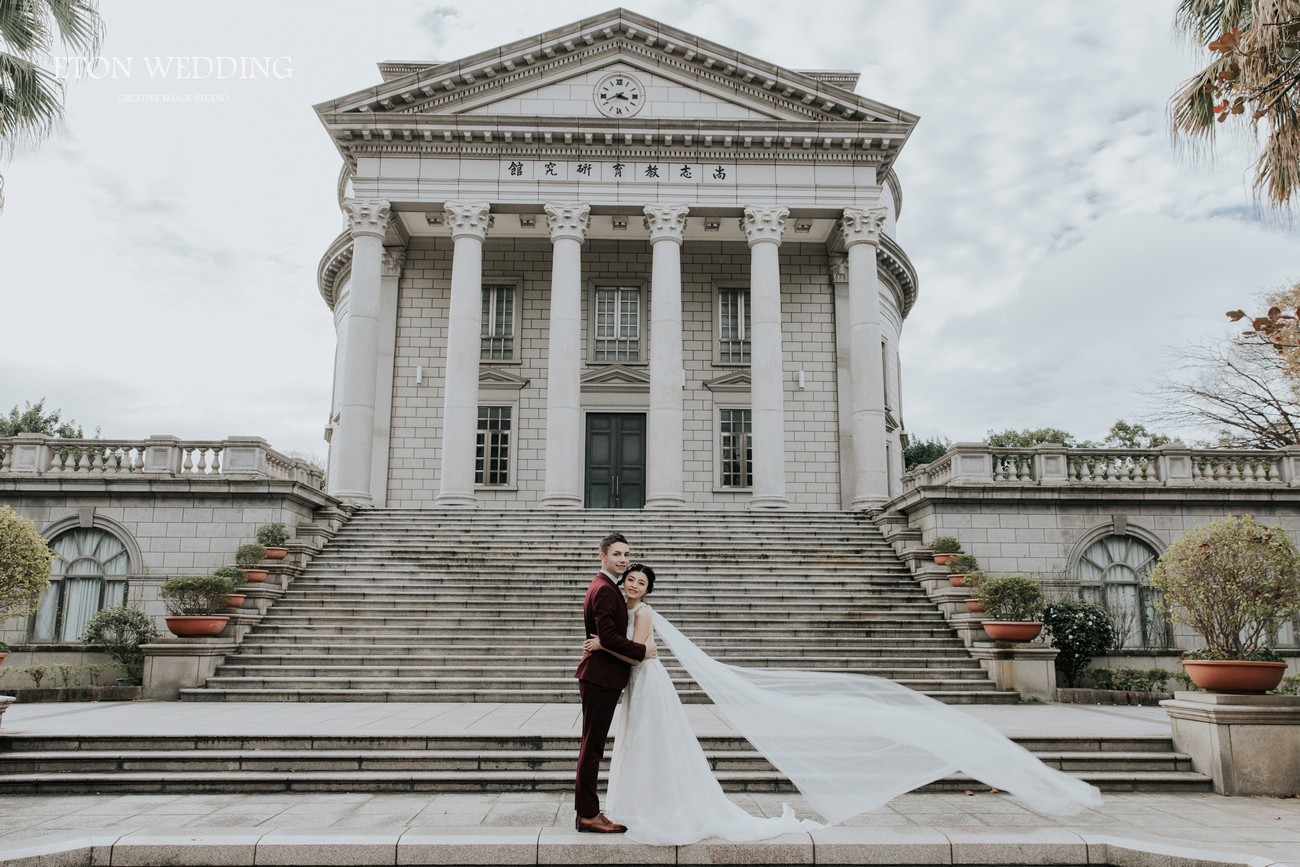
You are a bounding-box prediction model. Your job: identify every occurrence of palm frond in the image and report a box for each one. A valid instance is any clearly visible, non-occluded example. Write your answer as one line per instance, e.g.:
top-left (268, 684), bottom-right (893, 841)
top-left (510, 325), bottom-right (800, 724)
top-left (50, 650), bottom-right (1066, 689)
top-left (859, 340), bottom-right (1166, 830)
top-left (0, 48), bottom-right (64, 153)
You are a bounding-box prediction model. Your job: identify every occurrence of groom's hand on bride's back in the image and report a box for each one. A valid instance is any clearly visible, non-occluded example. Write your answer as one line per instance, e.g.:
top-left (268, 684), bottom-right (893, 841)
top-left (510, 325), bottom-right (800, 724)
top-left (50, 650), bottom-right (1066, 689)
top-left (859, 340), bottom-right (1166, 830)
top-left (645, 641), bottom-right (657, 659)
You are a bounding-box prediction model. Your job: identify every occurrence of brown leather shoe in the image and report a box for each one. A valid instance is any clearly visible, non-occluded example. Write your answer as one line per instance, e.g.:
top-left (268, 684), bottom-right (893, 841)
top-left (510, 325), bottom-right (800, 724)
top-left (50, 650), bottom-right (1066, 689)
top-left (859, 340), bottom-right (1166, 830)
top-left (575, 811), bottom-right (627, 833)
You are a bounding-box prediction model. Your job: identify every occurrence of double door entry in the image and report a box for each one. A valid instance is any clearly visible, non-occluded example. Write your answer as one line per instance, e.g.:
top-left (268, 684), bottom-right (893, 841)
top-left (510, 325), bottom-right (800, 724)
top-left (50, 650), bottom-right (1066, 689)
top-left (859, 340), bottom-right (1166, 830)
top-left (585, 413), bottom-right (645, 509)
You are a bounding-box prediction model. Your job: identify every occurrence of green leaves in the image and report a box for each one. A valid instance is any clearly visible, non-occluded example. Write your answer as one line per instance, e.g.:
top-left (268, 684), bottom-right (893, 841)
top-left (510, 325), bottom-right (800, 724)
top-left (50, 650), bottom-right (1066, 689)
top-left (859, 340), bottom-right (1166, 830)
top-left (0, 505), bottom-right (53, 619)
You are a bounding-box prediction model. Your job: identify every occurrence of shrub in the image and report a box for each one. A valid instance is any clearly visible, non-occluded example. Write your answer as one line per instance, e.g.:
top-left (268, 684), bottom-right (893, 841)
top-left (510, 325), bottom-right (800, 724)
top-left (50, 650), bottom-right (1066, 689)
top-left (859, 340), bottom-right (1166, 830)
top-left (1275, 673), bottom-right (1300, 695)
top-left (256, 523), bottom-right (291, 547)
top-left (1148, 515), bottom-right (1300, 660)
top-left (0, 641), bottom-right (9, 653)
top-left (947, 553), bottom-right (979, 575)
top-left (213, 566), bottom-right (244, 582)
top-left (235, 543), bottom-right (266, 567)
top-left (1084, 667), bottom-right (1117, 690)
top-left (80, 606), bottom-right (159, 682)
top-left (975, 575), bottom-right (1044, 621)
top-left (1043, 598), bottom-right (1114, 687)
top-left (0, 506), bottom-right (54, 619)
top-left (160, 575), bottom-right (239, 616)
top-left (930, 536), bottom-right (961, 554)
top-left (23, 664), bottom-right (48, 687)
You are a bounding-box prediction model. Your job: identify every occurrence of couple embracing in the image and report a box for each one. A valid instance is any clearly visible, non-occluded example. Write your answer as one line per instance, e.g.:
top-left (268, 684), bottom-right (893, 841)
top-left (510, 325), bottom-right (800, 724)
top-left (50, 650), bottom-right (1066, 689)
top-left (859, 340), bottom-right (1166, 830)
top-left (574, 532), bottom-right (1104, 846)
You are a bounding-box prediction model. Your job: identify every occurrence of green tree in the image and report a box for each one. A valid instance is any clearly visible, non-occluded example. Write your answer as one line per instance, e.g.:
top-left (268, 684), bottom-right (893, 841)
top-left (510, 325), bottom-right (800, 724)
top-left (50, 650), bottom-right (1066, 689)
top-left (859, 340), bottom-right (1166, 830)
top-left (0, 505), bottom-right (53, 619)
top-left (903, 434), bottom-right (950, 470)
top-left (1103, 420), bottom-right (1172, 450)
top-left (985, 427), bottom-right (1078, 448)
top-left (1169, 0), bottom-right (1300, 208)
top-left (0, 398), bottom-right (86, 438)
top-left (0, 0), bottom-right (105, 213)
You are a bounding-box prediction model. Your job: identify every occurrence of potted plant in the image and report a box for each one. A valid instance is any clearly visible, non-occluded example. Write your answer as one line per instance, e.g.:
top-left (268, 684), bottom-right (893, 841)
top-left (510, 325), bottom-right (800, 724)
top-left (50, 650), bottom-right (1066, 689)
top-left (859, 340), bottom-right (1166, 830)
top-left (160, 575), bottom-right (238, 637)
top-left (236, 543), bottom-right (268, 582)
top-left (213, 566), bottom-right (247, 609)
top-left (930, 536), bottom-right (961, 566)
top-left (256, 523), bottom-right (292, 560)
top-left (1148, 515), bottom-right (1300, 693)
top-left (80, 606), bottom-right (160, 685)
top-left (0, 641), bottom-right (8, 666)
top-left (963, 572), bottom-right (987, 612)
top-left (946, 553), bottom-right (980, 587)
top-left (976, 575), bottom-right (1045, 641)
top-left (1042, 598), bottom-right (1114, 687)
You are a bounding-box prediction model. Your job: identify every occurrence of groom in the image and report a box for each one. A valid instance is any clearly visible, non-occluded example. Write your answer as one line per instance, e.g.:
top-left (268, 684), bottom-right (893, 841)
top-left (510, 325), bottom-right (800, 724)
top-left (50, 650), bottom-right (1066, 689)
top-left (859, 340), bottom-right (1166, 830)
top-left (574, 531), bottom-right (655, 833)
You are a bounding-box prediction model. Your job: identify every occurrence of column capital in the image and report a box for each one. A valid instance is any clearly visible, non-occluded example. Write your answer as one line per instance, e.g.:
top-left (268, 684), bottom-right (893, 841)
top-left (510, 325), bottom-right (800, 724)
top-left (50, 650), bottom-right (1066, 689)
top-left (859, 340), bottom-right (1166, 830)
top-left (381, 246), bottom-right (406, 279)
top-left (445, 201), bottom-right (493, 240)
top-left (643, 204), bottom-right (689, 242)
top-left (544, 202), bottom-right (591, 242)
top-left (841, 206), bottom-right (888, 247)
top-left (828, 253), bottom-right (849, 285)
top-left (741, 206), bottom-right (788, 246)
top-left (343, 198), bottom-right (392, 240)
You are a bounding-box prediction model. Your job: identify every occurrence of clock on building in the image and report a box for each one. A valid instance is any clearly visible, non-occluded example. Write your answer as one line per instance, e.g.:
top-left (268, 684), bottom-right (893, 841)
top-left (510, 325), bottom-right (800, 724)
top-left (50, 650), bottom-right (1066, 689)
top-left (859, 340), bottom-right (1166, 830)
top-left (593, 71), bottom-right (645, 118)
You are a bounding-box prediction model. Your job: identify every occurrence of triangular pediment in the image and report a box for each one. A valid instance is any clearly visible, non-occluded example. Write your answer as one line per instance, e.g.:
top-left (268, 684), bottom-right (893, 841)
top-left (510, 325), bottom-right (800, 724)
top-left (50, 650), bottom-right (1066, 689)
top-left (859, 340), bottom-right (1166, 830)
top-left (317, 9), bottom-right (916, 129)
top-left (704, 370), bottom-right (751, 393)
top-left (581, 364), bottom-right (650, 392)
top-left (479, 368), bottom-right (530, 391)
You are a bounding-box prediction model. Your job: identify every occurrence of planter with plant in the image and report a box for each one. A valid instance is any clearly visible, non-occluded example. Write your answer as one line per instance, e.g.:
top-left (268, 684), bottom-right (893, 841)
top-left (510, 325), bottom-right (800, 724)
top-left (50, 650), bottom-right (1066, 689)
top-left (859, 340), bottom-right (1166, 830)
top-left (1042, 598), bottom-right (1114, 687)
top-left (80, 606), bottom-right (160, 685)
top-left (929, 536), bottom-right (961, 566)
top-left (962, 573), bottom-right (987, 612)
top-left (160, 575), bottom-right (238, 637)
top-left (213, 566), bottom-right (247, 608)
top-left (0, 641), bottom-right (8, 666)
top-left (236, 543), bottom-right (268, 582)
top-left (256, 523), bottom-right (292, 560)
top-left (946, 554), bottom-right (980, 587)
top-left (1148, 514), bottom-right (1300, 693)
top-left (976, 575), bottom-right (1045, 641)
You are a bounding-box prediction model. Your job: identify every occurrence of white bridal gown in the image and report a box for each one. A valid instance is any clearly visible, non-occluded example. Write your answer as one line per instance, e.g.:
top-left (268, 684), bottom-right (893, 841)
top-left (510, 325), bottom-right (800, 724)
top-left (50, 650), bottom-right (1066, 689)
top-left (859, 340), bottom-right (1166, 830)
top-left (605, 604), bottom-right (1102, 845)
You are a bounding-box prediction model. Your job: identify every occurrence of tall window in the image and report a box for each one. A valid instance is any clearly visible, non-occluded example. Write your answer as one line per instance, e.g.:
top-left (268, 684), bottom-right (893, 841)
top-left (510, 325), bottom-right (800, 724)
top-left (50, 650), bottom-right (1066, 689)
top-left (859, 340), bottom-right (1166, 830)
top-left (31, 528), bottom-right (130, 643)
top-left (719, 408), bottom-right (753, 488)
top-left (475, 406), bottom-right (512, 486)
top-left (481, 284), bottom-right (515, 361)
top-left (1076, 535), bottom-right (1169, 648)
top-left (594, 286), bottom-right (640, 362)
top-left (719, 287), bottom-right (751, 363)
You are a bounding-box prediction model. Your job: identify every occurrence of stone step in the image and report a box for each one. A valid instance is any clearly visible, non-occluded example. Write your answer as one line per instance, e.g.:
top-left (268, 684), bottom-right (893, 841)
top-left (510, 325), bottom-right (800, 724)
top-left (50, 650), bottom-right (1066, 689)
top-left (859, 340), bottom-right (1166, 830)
top-left (177, 687), bottom-right (1020, 704)
top-left (229, 644), bottom-right (976, 659)
top-left (216, 663), bottom-right (990, 678)
top-left (196, 675), bottom-right (992, 693)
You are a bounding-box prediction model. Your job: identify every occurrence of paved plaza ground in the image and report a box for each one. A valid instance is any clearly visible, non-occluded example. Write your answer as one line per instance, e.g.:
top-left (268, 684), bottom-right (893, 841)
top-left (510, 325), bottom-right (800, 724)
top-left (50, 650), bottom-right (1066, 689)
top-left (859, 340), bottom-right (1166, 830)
top-left (1, 701), bottom-right (1298, 865)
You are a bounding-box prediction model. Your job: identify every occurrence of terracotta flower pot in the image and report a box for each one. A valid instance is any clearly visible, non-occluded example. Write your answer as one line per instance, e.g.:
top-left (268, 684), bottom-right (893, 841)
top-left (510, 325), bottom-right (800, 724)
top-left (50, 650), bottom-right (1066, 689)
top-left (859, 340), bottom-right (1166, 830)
top-left (1180, 659), bottom-right (1288, 693)
top-left (965, 598), bottom-right (985, 614)
top-left (948, 574), bottom-right (975, 588)
top-left (932, 552), bottom-right (955, 567)
top-left (223, 594), bottom-right (246, 610)
top-left (981, 621), bottom-right (1043, 642)
top-left (165, 615), bottom-right (230, 637)
top-left (242, 568), bottom-right (269, 583)
top-left (0, 653), bottom-right (7, 666)
top-left (264, 547), bottom-right (288, 560)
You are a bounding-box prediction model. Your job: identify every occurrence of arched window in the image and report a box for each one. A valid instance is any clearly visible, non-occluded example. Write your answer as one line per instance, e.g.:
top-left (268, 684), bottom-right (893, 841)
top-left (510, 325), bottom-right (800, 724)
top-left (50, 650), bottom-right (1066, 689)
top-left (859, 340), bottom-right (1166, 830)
top-left (1076, 534), bottom-right (1170, 648)
top-left (30, 528), bottom-right (130, 643)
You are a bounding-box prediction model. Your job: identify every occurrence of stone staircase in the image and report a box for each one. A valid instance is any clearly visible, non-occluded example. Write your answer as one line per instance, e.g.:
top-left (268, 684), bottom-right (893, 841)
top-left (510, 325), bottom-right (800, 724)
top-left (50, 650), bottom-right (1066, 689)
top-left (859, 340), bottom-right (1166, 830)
top-left (0, 732), bottom-right (1212, 794)
top-left (178, 509), bottom-right (1015, 704)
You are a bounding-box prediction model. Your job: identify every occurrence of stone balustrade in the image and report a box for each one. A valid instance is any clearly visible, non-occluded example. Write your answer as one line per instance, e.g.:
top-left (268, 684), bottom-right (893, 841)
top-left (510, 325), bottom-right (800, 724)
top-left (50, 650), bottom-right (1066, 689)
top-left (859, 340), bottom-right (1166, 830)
top-left (0, 435), bottom-right (324, 488)
top-left (901, 443), bottom-right (1300, 492)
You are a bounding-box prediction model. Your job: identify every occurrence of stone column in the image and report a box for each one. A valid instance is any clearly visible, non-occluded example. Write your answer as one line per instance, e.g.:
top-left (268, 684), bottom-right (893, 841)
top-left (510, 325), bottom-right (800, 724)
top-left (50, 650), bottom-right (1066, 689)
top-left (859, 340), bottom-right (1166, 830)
top-left (742, 206), bottom-right (790, 509)
top-left (829, 254), bottom-right (855, 508)
top-left (370, 246), bottom-right (405, 506)
top-left (435, 201), bottom-right (492, 508)
top-left (540, 202), bottom-right (590, 509)
top-left (644, 204), bottom-right (690, 509)
top-left (331, 198), bottom-right (391, 504)
top-left (843, 206), bottom-right (890, 511)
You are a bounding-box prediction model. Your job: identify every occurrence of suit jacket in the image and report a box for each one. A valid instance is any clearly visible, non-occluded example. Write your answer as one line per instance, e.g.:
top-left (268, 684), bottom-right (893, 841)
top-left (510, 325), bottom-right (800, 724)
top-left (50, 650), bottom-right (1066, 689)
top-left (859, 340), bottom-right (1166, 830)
top-left (574, 571), bottom-right (647, 688)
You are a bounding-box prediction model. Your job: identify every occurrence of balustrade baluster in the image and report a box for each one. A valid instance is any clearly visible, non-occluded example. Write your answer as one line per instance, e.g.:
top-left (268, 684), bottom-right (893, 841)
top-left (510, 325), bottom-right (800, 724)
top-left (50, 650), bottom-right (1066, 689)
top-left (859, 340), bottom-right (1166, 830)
top-left (196, 448), bottom-right (209, 475)
top-left (0, 449), bottom-right (9, 472)
top-left (182, 447), bottom-right (194, 475)
top-left (210, 447), bottom-right (222, 474)
top-left (76, 450), bottom-right (90, 473)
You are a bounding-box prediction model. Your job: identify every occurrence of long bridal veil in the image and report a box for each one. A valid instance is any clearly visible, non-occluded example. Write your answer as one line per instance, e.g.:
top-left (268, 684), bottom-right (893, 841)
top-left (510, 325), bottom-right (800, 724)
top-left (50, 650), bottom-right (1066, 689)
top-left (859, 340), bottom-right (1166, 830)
top-left (652, 610), bottom-right (1102, 823)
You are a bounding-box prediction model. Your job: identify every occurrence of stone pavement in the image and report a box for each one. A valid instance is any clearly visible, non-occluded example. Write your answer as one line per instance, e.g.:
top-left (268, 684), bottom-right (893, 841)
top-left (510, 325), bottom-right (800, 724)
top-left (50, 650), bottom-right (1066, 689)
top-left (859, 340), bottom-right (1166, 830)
top-left (1, 701), bottom-right (1298, 866)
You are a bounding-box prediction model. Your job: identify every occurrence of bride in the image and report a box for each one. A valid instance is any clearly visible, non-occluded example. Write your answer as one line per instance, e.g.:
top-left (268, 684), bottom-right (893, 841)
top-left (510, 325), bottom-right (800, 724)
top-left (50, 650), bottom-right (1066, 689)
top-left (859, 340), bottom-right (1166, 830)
top-left (581, 564), bottom-right (1102, 846)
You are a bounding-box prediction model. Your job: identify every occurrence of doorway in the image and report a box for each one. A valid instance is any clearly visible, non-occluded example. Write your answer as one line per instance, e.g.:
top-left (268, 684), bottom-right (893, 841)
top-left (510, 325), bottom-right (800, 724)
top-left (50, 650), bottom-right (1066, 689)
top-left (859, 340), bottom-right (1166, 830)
top-left (585, 413), bottom-right (645, 508)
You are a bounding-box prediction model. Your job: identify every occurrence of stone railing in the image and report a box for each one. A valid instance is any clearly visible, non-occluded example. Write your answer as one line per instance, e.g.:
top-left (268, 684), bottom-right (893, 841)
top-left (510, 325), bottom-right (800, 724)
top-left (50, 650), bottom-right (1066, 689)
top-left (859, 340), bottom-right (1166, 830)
top-left (0, 435), bottom-right (324, 488)
top-left (901, 443), bottom-right (1300, 492)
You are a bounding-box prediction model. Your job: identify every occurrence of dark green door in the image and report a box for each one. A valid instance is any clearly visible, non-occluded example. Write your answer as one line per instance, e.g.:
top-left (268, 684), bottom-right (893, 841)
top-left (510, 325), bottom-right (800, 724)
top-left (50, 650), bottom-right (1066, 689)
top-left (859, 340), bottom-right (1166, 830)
top-left (585, 413), bottom-right (646, 509)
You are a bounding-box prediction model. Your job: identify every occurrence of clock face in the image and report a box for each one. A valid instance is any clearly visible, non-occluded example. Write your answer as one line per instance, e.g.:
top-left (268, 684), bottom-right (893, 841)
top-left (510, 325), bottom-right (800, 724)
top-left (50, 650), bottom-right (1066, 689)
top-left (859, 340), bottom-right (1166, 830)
top-left (594, 72), bottom-right (645, 118)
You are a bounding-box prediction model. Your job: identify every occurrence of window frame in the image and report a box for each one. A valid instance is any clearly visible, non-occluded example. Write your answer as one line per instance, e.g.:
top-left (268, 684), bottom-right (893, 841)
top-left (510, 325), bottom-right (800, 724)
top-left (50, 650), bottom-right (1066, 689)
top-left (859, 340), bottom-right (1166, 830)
top-left (714, 284), bottom-right (752, 367)
top-left (474, 403), bottom-right (516, 489)
top-left (480, 281), bottom-right (522, 364)
top-left (29, 526), bottom-right (131, 644)
top-left (716, 405), bottom-right (754, 491)
top-left (588, 283), bottom-right (646, 365)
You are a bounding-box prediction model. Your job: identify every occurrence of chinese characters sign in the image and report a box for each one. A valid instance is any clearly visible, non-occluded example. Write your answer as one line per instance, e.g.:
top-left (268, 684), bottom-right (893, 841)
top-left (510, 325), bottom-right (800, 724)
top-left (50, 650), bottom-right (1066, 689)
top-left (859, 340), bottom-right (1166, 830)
top-left (501, 160), bottom-right (736, 184)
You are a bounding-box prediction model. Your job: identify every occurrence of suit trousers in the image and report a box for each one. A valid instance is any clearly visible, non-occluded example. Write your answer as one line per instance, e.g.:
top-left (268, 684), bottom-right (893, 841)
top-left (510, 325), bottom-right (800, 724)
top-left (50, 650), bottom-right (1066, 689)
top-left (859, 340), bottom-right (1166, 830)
top-left (575, 679), bottom-right (621, 817)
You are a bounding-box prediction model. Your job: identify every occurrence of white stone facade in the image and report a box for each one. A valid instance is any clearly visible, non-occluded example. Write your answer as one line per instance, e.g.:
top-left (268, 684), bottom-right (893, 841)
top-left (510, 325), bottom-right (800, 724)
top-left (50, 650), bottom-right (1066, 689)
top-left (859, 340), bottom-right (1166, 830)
top-left (315, 9), bottom-right (919, 510)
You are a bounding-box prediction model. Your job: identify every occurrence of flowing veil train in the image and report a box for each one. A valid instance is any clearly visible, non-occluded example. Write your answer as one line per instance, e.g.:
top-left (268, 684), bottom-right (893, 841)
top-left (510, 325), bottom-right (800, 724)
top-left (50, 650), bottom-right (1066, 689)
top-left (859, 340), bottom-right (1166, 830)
top-left (637, 609), bottom-right (1102, 828)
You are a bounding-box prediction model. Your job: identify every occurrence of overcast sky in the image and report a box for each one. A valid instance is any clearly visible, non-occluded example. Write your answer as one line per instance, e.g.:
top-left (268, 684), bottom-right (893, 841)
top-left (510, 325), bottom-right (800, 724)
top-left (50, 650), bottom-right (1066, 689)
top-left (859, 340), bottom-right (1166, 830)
top-left (3, 0), bottom-right (1299, 461)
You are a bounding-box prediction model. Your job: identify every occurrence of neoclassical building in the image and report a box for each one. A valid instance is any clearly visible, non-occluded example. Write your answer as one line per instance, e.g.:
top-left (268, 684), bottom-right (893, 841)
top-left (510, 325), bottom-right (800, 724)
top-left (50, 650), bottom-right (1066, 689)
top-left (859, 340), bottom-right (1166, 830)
top-left (315, 8), bottom-right (918, 510)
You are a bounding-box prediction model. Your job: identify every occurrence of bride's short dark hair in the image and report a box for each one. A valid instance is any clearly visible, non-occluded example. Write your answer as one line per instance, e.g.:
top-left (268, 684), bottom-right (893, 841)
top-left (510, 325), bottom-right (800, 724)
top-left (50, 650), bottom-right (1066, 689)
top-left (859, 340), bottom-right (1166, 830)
top-left (618, 564), bottom-right (656, 595)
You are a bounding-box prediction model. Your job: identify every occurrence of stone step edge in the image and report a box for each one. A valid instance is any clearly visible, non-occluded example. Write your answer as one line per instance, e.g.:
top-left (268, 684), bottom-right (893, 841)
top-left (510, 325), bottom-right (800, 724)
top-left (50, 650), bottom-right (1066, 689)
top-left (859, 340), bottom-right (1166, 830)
top-left (0, 826), bottom-right (1264, 867)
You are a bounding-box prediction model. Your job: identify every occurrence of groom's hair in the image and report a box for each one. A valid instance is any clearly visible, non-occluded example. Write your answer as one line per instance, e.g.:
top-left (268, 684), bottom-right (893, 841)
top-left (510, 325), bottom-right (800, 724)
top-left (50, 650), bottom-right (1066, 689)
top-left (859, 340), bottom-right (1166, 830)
top-left (599, 531), bottom-right (628, 554)
top-left (618, 564), bottom-right (656, 595)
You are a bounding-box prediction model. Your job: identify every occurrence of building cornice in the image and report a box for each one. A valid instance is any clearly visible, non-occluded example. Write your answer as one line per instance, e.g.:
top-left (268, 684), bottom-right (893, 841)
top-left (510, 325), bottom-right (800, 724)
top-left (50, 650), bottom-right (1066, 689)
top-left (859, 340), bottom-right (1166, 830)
top-left (318, 229), bottom-right (353, 309)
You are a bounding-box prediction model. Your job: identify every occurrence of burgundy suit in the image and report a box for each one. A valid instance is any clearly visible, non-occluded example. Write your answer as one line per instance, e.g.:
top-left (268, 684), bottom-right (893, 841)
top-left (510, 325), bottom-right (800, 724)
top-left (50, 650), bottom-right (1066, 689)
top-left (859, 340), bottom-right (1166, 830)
top-left (574, 571), bottom-right (647, 818)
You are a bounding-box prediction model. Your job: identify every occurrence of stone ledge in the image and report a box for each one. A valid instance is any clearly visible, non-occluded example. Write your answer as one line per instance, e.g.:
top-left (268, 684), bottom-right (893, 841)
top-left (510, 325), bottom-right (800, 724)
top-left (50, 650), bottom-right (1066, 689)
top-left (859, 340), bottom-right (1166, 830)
top-left (1, 827), bottom-right (1290, 867)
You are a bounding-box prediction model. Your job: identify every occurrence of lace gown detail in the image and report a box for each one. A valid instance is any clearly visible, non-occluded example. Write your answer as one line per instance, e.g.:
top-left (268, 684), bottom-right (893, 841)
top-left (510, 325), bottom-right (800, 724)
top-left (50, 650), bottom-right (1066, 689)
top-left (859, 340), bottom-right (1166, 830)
top-left (604, 604), bottom-right (817, 845)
